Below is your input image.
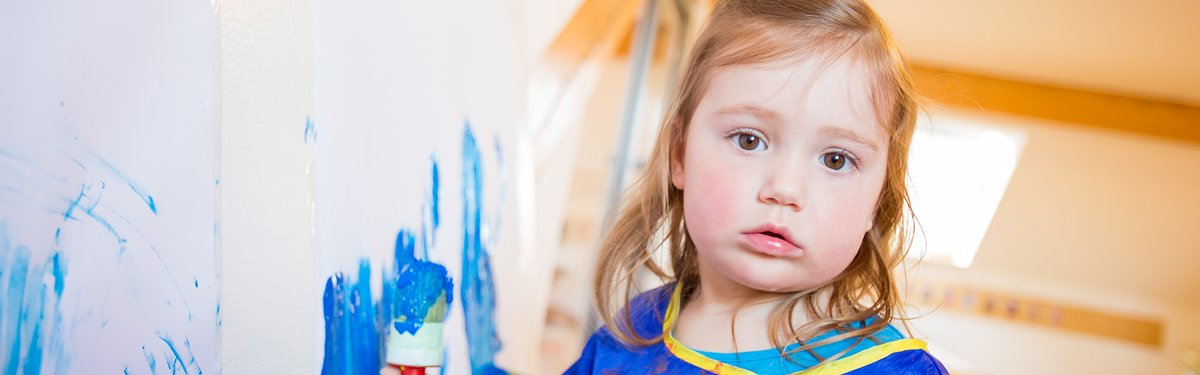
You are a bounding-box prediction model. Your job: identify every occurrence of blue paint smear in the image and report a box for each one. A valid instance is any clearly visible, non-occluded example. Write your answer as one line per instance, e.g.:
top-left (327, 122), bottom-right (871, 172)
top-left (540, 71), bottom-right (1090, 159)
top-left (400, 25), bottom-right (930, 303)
top-left (93, 155), bottom-right (158, 215)
top-left (430, 159), bottom-right (441, 230)
top-left (57, 181), bottom-right (194, 315)
top-left (385, 230), bottom-right (452, 335)
top-left (317, 124), bottom-right (509, 374)
top-left (64, 186), bottom-right (85, 221)
top-left (0, 221), bottom-right (68, 375)
top-left (419, 158), bottom-right (441, 259)
top-left (2, 245), bottom-right (31, 375)
top-left (305, 115), bottom-right (318, 143)
top-left (320, 262), bottom-right (380, 375)
top-left (492, 135), bottom-right (507, 237)
top-left (58, 183), bottom-right (130, 254)
top-left (183, 339), bottom-right (200, 374)
top-left (321, 154), bottom-right (455, 374)
top-left (143, 346), bottom-right (158, 374)
top-left (49, 254), bottom-right (65, 311)
top-left (80, 203), bottom-right (126, 253)
top-left (193, 277), bottom-right (198, 288)
top-left (22, 281), bottom-right (45, 374)
top-left (157, 333), bottom-right (189, 375)
top-left (460, 123), bottom-right (505, 374)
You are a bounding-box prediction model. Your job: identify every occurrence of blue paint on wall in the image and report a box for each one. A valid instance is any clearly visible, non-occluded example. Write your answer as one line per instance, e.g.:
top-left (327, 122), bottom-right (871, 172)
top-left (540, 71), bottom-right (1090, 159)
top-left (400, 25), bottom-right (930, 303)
top-left (321, 153), bottom-right (456, 374)
top-left (460, 123), bottom-right (505, 375)
top-left (430, 159), bottom-right (441, 230)
top-left (2, 245), bottom-right (31, 375)
top-left (0, 222), bottom-right (67, 375)
top-left (420, 158), bottom-right (442, 259)
top-left (58, 183), bottom-right (131, 254)
top-left (142, 346), bottom-right (157, 374)
top-left (157, 333), bottom-right (189, 375)
top-left (305, 115), bottom-right (318, 144)
top-left (49, 173), bottom-right (196, 319)
top-left (384, 230), bottom-right (452, 336)
top-left (320, 262), bottom-right (381, 375)
top-left (93, 155), bottom-right (158, 215)
top-left (491, 135), bottom-right (507, 237)
top-left (183, 339), bottom-right (199, 374)
top-left (64, 187), bottom-right (85, 221)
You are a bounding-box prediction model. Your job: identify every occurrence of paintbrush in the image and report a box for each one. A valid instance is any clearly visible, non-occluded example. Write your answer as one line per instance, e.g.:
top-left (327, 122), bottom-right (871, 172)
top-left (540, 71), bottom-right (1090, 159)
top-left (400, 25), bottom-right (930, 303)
top-left (387, 290), bottom-right (448, 375)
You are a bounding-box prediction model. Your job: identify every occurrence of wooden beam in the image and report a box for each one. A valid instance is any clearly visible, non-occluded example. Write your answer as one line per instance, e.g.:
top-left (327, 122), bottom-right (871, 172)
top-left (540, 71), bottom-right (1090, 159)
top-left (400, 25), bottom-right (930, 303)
top-left (540, 0), bottom-right (643, 70)
top-left (912, 64), bottom-right (1200, 144)
top-left (909, 279), bottom-right (1164, 347)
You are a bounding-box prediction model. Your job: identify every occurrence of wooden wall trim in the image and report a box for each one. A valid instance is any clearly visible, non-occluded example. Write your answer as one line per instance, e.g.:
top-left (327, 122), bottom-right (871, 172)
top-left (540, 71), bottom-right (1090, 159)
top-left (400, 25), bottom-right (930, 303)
top-left (913, 64), bottom-right (1200, 145)
top-left (909, 279), bottom-right (1164, 347)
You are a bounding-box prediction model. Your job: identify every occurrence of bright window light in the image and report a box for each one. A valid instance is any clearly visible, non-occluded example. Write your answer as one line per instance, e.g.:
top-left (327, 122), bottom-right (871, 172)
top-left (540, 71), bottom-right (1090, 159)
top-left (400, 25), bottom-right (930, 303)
top-left (906, 111), bottom-right (1026, 268)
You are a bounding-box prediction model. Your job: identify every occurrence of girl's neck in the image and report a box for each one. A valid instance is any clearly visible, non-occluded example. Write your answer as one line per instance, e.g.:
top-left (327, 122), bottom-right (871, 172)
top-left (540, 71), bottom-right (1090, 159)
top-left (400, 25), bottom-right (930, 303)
top-left (672, 270), bottom-right (829, 353)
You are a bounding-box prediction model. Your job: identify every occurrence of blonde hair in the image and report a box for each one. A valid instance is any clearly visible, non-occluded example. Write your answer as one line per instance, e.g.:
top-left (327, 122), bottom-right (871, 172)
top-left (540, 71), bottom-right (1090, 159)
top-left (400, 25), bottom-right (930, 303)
top-left (592, 0), bottom-right (919, 363)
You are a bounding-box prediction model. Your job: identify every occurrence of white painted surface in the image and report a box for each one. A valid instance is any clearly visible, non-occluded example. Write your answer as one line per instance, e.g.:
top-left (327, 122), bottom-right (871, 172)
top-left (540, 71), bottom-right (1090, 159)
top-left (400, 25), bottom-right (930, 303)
top-left (217, 0), bottom-right (316, 373)
top-left (1, 0), bottom-right (579, 373)
top-left (314, 1), bottom-right (545, 373)
top-left (0, 1), bottom-right (219, 373)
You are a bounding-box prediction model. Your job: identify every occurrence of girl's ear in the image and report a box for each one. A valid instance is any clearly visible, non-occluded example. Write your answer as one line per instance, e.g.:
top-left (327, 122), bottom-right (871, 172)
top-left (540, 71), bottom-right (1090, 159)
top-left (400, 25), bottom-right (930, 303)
top-left (864, 215), bottom-right (875, 233)
top-left (670, 140), bottom-right (686, 190)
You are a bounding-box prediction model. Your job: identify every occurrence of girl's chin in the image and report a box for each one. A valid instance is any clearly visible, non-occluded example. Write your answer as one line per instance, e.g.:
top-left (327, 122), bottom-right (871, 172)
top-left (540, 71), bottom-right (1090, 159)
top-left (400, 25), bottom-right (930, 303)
top-left (723, 271), bottom-right (814, 294)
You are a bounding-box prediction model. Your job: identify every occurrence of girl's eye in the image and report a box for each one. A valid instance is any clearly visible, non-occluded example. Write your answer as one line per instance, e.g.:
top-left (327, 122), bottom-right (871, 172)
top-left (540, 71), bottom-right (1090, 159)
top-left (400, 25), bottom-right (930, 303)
top-left (821, 151), bottom-right (854, 171)
top-left (735, 133), bottom-right (765, 151)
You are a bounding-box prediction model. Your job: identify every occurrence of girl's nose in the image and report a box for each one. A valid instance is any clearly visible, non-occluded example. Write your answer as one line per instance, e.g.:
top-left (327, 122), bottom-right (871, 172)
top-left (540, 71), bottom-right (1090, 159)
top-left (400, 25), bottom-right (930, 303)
top-left (758, 162), bottom-right (806, 211)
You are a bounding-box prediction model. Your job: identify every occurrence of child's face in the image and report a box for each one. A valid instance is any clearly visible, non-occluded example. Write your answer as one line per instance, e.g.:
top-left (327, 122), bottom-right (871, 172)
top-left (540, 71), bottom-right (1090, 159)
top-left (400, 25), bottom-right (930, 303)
top-left (672, 57), bottom-right (888, 294)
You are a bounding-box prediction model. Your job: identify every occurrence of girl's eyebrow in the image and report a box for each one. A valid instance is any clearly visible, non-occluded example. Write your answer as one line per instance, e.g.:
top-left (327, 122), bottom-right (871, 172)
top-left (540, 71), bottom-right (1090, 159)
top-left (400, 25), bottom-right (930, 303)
top-left (713, 105), bottom-right (881, 152)
top-left (819, 126), bottom-right (880, 152)
top-left (713, 104), bottom-right (782, 123)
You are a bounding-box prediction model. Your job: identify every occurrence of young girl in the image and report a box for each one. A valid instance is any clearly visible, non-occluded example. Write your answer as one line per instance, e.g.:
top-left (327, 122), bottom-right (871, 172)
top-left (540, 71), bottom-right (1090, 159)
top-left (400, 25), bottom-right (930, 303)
top-left (567, 0), bottom-right (947, 373)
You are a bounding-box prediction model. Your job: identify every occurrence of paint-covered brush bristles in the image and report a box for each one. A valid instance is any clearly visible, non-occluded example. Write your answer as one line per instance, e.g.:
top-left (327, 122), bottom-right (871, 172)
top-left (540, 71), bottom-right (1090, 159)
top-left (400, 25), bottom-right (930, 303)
top-left (424, 290), bottom-right (447, 323)
top-left (387, 286), bottom-right (451, 375)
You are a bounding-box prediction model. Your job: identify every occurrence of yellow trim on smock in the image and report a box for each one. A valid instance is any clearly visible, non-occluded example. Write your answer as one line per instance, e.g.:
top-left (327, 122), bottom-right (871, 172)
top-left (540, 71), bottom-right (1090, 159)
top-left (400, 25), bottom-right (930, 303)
top-left (661, 283), bottom-right (929, 375)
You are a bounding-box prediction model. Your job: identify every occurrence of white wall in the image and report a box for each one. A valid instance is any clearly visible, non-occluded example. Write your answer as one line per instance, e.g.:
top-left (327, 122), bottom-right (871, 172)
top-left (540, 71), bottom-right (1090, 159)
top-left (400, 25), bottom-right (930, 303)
top-left (906, 107), bottom-right (1200, 375)
top-left (218, 0), bottom-right (574, 373)
top-left (217, 0), bottom-right (317, 373)
top-left (0, 0), bottom-right (581, 373)
top-left (1, 1), bottom-right (220, 373)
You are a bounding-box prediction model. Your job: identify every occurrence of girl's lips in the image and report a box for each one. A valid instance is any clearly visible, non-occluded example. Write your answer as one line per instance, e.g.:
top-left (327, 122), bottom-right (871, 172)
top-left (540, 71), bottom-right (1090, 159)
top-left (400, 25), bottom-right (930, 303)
top-left (741, 232), bottom-right (803, 258)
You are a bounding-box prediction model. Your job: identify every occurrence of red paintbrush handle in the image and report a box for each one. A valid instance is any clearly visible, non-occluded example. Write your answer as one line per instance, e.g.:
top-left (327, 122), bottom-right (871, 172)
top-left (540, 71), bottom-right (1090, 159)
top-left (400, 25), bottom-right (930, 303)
top-left (400, 366), bottom-right (425, 375)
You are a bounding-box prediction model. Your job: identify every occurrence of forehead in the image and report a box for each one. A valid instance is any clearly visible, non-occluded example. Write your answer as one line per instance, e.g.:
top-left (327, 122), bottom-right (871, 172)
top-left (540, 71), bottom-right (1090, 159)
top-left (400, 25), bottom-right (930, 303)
top-left (697, 56), bottom-right (886, 140)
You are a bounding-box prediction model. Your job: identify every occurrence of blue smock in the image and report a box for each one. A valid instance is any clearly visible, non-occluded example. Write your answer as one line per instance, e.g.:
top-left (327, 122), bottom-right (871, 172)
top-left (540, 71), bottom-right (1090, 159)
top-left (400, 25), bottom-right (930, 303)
top-left (566, 283), bottom-right (948, 374)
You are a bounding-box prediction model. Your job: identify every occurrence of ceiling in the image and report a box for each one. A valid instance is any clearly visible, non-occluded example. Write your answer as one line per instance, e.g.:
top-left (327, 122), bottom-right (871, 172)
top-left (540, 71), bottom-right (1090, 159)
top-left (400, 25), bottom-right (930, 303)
top-left (868, 0), bottom-right (1200, 106)
top-left (860, 0), bottom-right (1200, 310)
